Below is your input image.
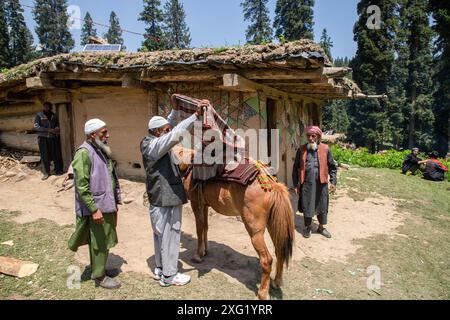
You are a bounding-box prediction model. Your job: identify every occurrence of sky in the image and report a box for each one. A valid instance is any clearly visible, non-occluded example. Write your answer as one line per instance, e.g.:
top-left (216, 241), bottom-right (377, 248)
top-left (19, 0), bottom-right (359, 59)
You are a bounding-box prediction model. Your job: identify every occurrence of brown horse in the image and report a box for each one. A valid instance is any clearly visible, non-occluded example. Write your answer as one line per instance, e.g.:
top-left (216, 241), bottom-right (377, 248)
top-left (175, 147), bottom-right (295, 300)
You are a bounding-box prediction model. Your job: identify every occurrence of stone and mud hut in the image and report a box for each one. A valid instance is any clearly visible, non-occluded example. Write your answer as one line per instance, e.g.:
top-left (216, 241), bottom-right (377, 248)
top-left (0, 40), bottom-right (368, 186)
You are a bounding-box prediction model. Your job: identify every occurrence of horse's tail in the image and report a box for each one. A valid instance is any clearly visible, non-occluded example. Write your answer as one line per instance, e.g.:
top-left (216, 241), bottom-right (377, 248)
top-left (267, 181), bottom-right (294, 286)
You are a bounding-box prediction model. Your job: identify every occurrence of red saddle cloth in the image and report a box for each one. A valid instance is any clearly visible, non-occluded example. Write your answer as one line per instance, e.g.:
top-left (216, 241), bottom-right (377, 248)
top-left (213, 162), bottom-right (260, 186)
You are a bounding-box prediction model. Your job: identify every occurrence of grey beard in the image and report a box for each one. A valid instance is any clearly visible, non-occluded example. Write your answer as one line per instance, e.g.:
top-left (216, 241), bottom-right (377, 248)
top-left (307, 142), bottom-right (318, 151)
top-left (94, 137), bottom-right (112, 158)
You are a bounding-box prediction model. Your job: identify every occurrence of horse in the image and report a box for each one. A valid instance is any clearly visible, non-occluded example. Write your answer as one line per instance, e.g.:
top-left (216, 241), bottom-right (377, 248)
top-left (174, 147), bottom-right (295, 300)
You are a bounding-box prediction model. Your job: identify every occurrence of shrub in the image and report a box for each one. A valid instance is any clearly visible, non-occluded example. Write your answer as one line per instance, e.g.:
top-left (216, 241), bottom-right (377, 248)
top-left (331, 145), bottom-right (450, 181)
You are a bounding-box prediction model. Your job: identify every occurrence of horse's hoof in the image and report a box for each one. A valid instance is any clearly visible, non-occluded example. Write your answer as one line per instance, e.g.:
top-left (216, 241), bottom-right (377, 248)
top-left (257, 292), bottom-right (270, 300)
top-left (270, 281), bottom-right (281, 290)
top-left (192, 255), bottom-right (203, 263)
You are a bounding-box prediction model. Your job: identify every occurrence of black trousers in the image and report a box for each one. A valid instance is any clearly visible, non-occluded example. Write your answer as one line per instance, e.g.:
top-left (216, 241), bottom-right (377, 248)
top-left (304, 214), bottom-right (327, 227)
top-left (38, 136), bottom-right (63, 175)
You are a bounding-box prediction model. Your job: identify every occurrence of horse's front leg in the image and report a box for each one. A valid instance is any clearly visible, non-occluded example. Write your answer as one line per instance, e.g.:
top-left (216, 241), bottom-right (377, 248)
top-left (202, 205), bottom-right (209, 256)
top-left (191, 200), bottom-right (207, 263)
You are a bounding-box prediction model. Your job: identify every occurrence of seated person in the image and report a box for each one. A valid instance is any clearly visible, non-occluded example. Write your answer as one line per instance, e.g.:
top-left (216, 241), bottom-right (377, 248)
top-left (423, 151), bottom-right (448, 182)
top-left (402, 148), bottom-right (427, 175)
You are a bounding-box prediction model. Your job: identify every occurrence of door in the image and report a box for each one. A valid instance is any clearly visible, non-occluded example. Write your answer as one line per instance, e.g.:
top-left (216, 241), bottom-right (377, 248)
top-left (57, 103), bottom-right (75, 171)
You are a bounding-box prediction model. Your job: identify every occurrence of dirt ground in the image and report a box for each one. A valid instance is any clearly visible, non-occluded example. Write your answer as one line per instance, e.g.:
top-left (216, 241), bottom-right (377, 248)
top-left (0, 166), bottom-right (406, 290)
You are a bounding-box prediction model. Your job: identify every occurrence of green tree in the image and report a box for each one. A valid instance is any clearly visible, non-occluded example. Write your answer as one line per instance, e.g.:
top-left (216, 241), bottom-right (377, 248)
top-left (80, 12), bottom-right (97, 46)
top-left (163, 0), bottom-right (191, 49)
top-left (429, 0), bottom-right (450, 155)
top-left (401, 0), bottom-right (434, 150)
top-left (322, 100), bottom-right (350, 134)
top-left (139, 0), bottom-right (166, 51)
top-left (241, 0), bottom-right (273, 44)
top-left (0, 1), bottom-right (10, 69)
top-left (5, 0), bottom-right (33, 67)
top-left (319, 28), bottom-right (333, 62)
top-left (104, 11), bottom-right (125, 50)
top-left (348, 0), bottom-right (398, 152)
top-left (33, 0), bottom-right (74, 56)
top-left (274, 0), bottom-right (315, 41)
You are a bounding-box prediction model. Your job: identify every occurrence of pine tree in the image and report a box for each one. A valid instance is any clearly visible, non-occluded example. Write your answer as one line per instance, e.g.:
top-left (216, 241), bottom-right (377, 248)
top-left (139, 0), bottom-right (166, 51)
top-left (0, 1), bottom-right (10, 69)
top-left (274, 0), bottom-right (315, 41)
top-left (33, 0), bottom-right (75, 56)
top-left (348, 0), bottom-right (398, 151)
top-left (241, 0), bottom-right (273, 44)
top-left (163, 0), bottom-right (191, 49)
top-left (5, 0), bottom-right (33, 67)
top-left (80, 12), bottom-right (97, 46)
top-left (319, 28), bottom-right (333, 61)
top-left (429, 0), bottom-right (450, 155)
top-left (322, 100), bottom-right (350, 134)
top-left (400, 0), bottom-right (435, 150)
top-left (104, 11), bottom-right (125, 50)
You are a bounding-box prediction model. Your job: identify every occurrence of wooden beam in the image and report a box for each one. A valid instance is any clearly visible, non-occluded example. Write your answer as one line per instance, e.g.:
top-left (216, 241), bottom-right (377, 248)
top-left (4, 92), bottom-right (36, 102)
top-left (140, 70), bottom-right (220, 83)
top-left (217, 73), bottom-right (257, 92)
top-left (217, 73), bottom-right (319, 103)
top-left (241, 67), bottom-right (324, 80)
top-left (121, 74), bottom-right (149, 89)
top-left (0, 103), bottom-right (41, 117)
top-left (323, 67), bottom-right (352, 77)
top-left (0, 256), bottom-right (39, 278)
top-left (52, 72), bottom-right (123, 82)
top-left (0, 114), bottom-right (35, 132)
top-left (26, 77), bottom-right (54, 89)
top-left (0, 132), bottom-right (39, 152)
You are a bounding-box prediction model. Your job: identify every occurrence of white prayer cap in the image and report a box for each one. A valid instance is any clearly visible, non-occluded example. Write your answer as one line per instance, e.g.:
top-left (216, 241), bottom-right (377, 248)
top-left (148, 116), bottom-right (169, 130)
top-left (85, 118), bottom-right (106, 135)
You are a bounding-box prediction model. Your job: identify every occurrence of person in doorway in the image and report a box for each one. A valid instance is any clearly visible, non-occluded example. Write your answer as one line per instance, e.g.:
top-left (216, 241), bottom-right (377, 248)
top-left (34, 102), bottom-right (63, 180)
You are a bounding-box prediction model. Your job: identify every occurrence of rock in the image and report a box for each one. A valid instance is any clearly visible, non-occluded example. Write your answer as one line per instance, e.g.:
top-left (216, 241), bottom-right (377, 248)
top-left (1, 241), bottom-right (14, 246)
top-left (123, 198), bottom-right (135, 204)
top-left (5, 171), bottom-right (16, 178)
top-left (20, 156), bottom-right (41, 164)
top-left (14, 172), bottom-right (27, 182)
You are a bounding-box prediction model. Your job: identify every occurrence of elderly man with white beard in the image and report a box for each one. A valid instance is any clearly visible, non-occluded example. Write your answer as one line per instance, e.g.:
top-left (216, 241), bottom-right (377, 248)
top-left (292, 126), bottom-right (337, 239)
top-left (68, 119), bottom-right (122, 289)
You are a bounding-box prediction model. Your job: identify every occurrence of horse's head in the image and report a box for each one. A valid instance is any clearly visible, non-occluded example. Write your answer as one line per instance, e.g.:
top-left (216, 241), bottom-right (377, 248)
top-left (173, 146), bottom-right (194, 176)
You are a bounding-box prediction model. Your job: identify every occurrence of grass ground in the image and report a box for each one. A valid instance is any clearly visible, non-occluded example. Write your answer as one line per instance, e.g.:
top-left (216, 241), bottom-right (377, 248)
top-left (0, 167), bottom-right (449, 300)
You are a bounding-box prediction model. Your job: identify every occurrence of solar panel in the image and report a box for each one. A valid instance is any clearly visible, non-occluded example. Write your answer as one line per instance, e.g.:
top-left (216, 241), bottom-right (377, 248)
top-left (82, 44), bottom-right (122, 52)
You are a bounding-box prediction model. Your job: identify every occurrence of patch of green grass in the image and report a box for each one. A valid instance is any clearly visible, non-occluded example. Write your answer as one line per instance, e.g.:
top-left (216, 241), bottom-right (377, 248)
top-left (0, 210), bottom-right (253, 300)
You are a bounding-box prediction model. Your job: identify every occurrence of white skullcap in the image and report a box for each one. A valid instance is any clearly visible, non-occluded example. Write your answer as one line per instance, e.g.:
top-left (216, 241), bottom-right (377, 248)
top-left (85, 118), bottom-right (106, 135)
top-left (148, 116), bottom-right (169, 130)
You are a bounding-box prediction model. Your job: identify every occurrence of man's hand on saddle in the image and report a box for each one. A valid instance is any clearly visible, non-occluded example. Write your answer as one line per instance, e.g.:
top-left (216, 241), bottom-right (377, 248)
top-left (329, 184), bottom-right (337, 193)
top-left (196, 99), bottom-right (209, 117)
top-left (170, 94), bottom-right (179, 111)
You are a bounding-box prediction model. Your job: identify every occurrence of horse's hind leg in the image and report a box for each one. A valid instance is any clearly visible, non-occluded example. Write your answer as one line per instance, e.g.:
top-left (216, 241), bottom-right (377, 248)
top-left (203, 205), bottom-right (209, 255)
top-left (191, 200), bottom-right (207, 263)
top-left (243, 211), bottom-right (273, 300)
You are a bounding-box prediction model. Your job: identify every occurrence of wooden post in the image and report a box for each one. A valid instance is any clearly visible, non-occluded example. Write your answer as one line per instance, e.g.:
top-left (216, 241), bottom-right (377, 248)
top-left (0, 256), bottom-right (39, 278)
top-left (57, 103), bottom-right (74, 171)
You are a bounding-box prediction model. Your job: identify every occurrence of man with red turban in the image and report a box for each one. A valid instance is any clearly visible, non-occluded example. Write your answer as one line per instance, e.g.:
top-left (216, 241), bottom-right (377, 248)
top-left (292, 126), bottom-right (337, 238)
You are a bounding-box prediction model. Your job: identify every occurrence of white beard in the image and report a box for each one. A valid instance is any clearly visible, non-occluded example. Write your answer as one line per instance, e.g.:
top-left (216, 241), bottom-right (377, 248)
top-left (307, 142), bottom-right (318, 151)
top-left (94, 137), bottom-right (112, 158)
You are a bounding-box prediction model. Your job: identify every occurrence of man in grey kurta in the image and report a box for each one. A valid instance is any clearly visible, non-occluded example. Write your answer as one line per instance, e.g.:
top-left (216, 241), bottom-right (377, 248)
top-left (140, 97), bottom-right (207, 287)
top-left (293, 126), bottom-right (337, 239)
